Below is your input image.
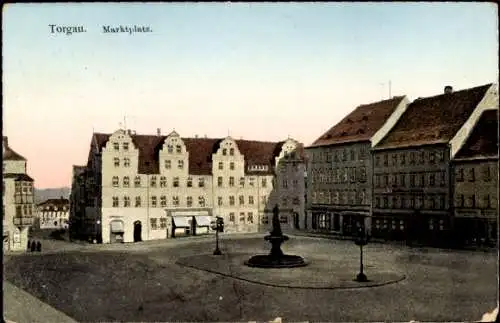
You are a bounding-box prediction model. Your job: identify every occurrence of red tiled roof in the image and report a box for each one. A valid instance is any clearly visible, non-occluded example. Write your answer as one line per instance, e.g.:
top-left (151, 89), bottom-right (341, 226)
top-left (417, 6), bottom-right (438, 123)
top-left (375, 84), bottom-right (493, 150)
top-left (454, 109), bottom-right (498, 159)
top-left (92, 133), bottom-right (302, 175)
top-left (308, 96), bottom-right (406, 148)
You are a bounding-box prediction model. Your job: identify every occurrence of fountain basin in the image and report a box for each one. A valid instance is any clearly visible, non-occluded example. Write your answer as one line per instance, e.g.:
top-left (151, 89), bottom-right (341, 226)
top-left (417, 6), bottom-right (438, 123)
top-left (245, 254), bottom-right (308, 268)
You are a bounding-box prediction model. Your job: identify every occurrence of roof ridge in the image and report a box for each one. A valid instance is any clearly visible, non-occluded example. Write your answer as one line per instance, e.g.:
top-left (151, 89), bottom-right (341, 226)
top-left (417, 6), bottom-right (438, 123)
top-left (412, 83), bottom-right (493, 102)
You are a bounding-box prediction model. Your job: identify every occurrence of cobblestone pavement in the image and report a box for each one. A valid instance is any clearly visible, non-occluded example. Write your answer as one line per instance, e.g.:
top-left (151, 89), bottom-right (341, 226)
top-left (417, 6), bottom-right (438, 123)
top-left (3, 234), bottom-right (498, 322)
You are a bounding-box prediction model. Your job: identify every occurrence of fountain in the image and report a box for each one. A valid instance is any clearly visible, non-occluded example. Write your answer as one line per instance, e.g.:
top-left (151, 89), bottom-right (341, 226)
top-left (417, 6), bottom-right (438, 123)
top-left (245, 204), bottom-right (307, 268)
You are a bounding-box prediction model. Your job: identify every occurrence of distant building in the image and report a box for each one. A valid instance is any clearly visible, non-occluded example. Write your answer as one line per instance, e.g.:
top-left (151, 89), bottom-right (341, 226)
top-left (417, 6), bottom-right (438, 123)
top-left (2, 136), bottom-right (35, 251)
top-left (372, 84), bottom-right (497, 246)
top-left (451, 109), bottom-right (498, 246)
top-left (306, 96), bottom-right (409, 236)
top-left (36, 197), bottom-right (70, 230)
top-left (71, 129), bottom-right (306, 243)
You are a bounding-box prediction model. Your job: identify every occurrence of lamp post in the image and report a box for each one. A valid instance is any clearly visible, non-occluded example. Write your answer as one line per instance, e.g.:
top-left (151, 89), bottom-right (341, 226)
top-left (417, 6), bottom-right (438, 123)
top-left (354, 223), bottom-right (369, 282)
top-left (211, 216), bottom-right (224, 255)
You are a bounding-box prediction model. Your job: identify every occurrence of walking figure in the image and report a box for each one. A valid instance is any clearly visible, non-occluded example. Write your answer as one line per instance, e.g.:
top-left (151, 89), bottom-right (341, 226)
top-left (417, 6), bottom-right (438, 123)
top-left (36, 241), bottom-right (42, 252)
top-left (30, 240), bottom-right (36, 252)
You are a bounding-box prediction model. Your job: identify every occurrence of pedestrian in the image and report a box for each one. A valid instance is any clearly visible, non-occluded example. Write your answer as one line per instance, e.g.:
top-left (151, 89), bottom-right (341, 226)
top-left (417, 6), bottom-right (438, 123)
top-left (27, 240), bottom-right (31, 251)
top-left (36, 241), bottom-right (42, 252)
top-left (30, 240), bottom-right (36, 252)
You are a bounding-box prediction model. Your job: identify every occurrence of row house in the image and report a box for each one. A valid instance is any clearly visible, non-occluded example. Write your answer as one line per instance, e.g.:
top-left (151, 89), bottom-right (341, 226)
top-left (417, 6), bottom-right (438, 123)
top-left (2, 136), bottom-right (35, 251)
top-left (372, 84), bottom-right (497, 245)
top-left (306, 95), bottom-right (409, 236)
top-left (36, 197), bottom-right (70, 230)
top-left (71, 129), bottom-right (305, 244)
top-left (451, 109), bottom-right (498, 246)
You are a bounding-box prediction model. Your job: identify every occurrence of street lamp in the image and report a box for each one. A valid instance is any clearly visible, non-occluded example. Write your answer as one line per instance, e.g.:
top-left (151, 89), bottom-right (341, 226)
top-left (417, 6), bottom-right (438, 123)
top-left (354, 223), bottom-right (369, 282)
top-left (210, 216), bottom-right (224, 255)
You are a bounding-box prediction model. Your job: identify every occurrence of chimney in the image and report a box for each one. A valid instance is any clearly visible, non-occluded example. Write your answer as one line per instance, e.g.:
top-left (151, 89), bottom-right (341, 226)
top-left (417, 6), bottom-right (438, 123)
top-left (157, 128), bottom-right (161, 136)
top-left (444, 86), bottom-right (453, 94)
top-left (127, 129), bottom-right (132, 135)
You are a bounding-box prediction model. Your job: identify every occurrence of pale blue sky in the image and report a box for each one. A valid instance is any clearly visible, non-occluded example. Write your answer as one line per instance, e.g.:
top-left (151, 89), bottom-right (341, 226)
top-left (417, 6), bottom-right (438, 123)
top-left (2, 2), bottom-right (498, 188)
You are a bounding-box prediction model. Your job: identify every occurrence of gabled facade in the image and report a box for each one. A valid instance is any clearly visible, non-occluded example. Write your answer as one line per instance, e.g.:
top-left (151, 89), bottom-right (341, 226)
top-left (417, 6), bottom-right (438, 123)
top-left (2, 136), bottom-right (35, 251)
top-left (305, 95), bottom-right (409, 236)
top-left (36, 197), bottom-right (70, 230)
top-left (71, 129), bottom-right (306, 244)
top-left (372, 84), bottom-right (497, 246)
top-left (451, 109), bottom-right (498, 246)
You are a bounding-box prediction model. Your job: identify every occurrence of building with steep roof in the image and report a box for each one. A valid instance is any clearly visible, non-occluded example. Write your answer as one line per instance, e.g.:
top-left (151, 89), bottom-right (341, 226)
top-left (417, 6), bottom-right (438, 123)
top-left (305, 95), bottom-right (409, 236)
top-left (36, 197), bottom-right (70, 229)
top-left (451, 109), bottom-right (498, 246)
top-left (72, 129), bottom-right (306, 243)
top-left (372, 84), bottom-right (497, 246)
top-left (2, 136), bottom-right (35, 251)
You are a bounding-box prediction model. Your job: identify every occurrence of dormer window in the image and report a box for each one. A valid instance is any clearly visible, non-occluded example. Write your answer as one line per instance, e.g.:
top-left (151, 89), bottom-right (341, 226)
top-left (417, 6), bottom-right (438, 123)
top-left (176, 145), bottom-right (182, 153)
top-left (229, 148), bottom-right (234, 156)
top-left (113, 143), bottom-right (119, 151)
top-left (123, 143), bottom-right (129, 151)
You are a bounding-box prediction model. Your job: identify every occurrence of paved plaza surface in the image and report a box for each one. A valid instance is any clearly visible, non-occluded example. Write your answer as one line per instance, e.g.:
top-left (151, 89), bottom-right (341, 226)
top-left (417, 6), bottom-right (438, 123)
top-left (3, 234), bottom-right (498, 322)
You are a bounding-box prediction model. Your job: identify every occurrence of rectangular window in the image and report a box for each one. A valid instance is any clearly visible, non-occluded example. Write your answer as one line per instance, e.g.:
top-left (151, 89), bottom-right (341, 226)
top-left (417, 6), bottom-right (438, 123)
top-left (112, 176), bottom-right (119, 187)
top-left (239, 195), bottom-right (245, 205)
top-left (230, 162), bottom-right (235, 170)
top-left (123, 176), bottom-right (130, 187)
top-left (261, 178), bottom-right (267, 187)
top-left (429, 173), bottom-right (435, 186)
top-left (429, 151), bottom-right (435, 163)
top-left (150, 218), bottom-right (158, 230)
top-left (123, 196), bottom-right (131, 207)
top-left (113, 142), bottom-right (120, 151)
top-left (112, 197), bottom-right (119, 207)
top-left (229, 196), bottom-right (235, 206)
top-left (350, 149), bottom-right (355, 161)
top-left (282, 179), bottom-right (288, 188)
top-left (151, 176), bottom-right (157, 187)
top-left (240, 212), bottom-right (245, 223)
top-left (400, 153), bottom-right (406, 165)
top-left (165, 160), bottom-right (171, 169)
top-left (173, 196), bottom-right (179, 206)
top-left (229, 177), bottom-right (235, 187)
top-left (173, 177), bottom-right (179, 187)
top-left (167, 145), bottom-right (173, 153)
top-left (468, 168), bottom-right (475, 182)
top-left (135, 196), bottom-right (141, 207)
top-left (383, 154), bottom-right (388, 166)
top-left (176, 145), bottom-right (182, 153)
top-left (419, 174), bottom-right (425, 187)
top-left (198, 177), bottom-right (205, 187)
top-left (160, 195), bottom-right (167, 207)
top-left (483, 166), bottom-right (491, 182)
top-left (218, 197), bottom-right (223, 206)
top-left (410, 152), bottom-right (415, 164)
top-left (440, 171), bottom-right (446, 187)
top-left (456, 168), bottom-right (464, 182)
top-left (134, 176), bottom-right (141, 187)
top-left (178, 160), bottom-right (184, 169)
top-left (392, 154), bottom-right (397, 167)
top-left (160, 218), bottom-right (167, 229)
top-left (419, 151), bottom-right (425, 164)
top-left (229, 148), bottom-right (234, 156)
top-left (187, 177), bottom-right (193, 187)
top-left (198, 196), bottom-right (206, 207)
top-left (217, 177), bottom-right (223, 187)
top-left (187, 196), bottom-right (193, 207)
top-left (247, 212), bottom-right (254, 224)
top-left (123, 158), bottom-right (130, 167)
top-left (375, 156), bottom-right (381, 167)
top-left (151, 196), bottom-right (157, 207)
top-left (249, 177), bottom-right (255, 187)
top-left (114, 158), bottom-right (120, 167)
top-left (218, 162), bottom-right (223, 170)
top-left (160, 176), bottom-right (167, 187)
top-left (229, 212), bottom-right (235, 222)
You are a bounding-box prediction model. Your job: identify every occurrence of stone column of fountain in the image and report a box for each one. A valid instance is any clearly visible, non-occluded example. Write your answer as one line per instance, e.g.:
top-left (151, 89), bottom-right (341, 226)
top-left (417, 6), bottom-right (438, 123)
top-left (245, 205), bottom-right (307, 268)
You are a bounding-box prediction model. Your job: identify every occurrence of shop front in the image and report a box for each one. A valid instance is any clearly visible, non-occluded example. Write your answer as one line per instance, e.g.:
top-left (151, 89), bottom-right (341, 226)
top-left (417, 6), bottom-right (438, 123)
top-left (109, 220), bottom-right (124, 243)
top-left (194, 216), bottom-right (212, 235)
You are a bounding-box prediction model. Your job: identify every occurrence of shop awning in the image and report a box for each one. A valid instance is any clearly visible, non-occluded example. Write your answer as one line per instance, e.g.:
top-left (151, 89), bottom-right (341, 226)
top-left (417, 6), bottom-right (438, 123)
top-left (195, 216), bottom-right (212, 227)
top-left (173, 216), bottom-right (191, 228)
top-left (110, 220), bottom-right (124, 233)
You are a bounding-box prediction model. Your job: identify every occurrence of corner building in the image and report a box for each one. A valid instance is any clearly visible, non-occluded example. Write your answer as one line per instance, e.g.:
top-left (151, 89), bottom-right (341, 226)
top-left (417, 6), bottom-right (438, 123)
top-left (305, 96), bottom-right (409, 236)
top-left (72, 129), bottom-right (306, 243)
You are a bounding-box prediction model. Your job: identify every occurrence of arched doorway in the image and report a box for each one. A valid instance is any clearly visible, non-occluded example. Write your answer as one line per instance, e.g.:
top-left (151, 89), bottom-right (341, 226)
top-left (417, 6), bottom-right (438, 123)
top-left (133, 221), bottom-right (142, 242)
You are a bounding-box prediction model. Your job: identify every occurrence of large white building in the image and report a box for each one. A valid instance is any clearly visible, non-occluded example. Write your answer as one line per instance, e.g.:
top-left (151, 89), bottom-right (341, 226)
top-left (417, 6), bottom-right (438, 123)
top-left (2, 136), bottom-right (35, 251)
top-left (71, 129), bottom-right (306, 244)
top-left (36, 198), bottom-right (70, 230)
